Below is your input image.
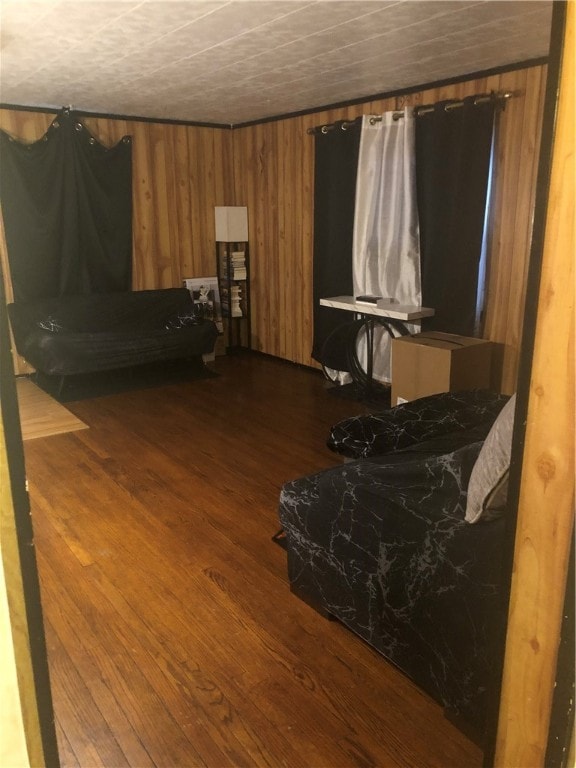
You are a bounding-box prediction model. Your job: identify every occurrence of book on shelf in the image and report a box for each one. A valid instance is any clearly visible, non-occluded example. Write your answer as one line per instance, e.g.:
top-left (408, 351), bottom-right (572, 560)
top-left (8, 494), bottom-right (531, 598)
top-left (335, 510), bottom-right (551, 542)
top-left (230, 252), bottom-right (246, 279)
top-left (219, 250), bottom-right (247, 281)
top-left (231, 286), bottom-right (243, 317)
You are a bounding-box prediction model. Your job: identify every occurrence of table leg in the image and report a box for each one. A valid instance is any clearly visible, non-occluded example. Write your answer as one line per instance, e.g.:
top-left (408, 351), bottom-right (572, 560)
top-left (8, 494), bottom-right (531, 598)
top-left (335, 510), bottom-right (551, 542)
top-left (363, 317), bottom-right (411, 396)
top-left (363, 318), bottom-right (376, 395)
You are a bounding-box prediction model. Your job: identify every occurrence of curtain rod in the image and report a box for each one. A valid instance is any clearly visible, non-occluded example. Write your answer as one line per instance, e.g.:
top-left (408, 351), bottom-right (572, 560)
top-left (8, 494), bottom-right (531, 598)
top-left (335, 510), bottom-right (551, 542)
top-left (307, 91), bottom-right (514, 135)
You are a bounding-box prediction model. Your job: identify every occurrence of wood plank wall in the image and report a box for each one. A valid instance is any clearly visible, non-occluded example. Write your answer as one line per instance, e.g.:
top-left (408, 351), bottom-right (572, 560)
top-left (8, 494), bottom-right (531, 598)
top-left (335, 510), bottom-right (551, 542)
top-left (495, 3), bottom-right (574, 761)
top-left (232, 64), bottom-right (547, 393)
top-left (1, 63), bottom-right (546, 389)
top-left (0, 415), bottom-right (36, 767)
top-left (0, 111), bottom-right (234, 373)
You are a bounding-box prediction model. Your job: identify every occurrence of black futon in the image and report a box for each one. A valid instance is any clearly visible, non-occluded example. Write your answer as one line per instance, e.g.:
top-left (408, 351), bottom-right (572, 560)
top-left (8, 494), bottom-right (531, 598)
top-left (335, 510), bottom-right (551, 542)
top-left (8, 288), bottom-right (218, 378)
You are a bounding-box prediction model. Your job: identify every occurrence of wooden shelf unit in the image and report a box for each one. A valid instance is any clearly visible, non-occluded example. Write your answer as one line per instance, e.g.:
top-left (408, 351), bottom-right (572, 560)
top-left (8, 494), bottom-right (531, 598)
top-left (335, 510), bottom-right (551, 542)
top-left (216, 240), bottom-right (250, 350)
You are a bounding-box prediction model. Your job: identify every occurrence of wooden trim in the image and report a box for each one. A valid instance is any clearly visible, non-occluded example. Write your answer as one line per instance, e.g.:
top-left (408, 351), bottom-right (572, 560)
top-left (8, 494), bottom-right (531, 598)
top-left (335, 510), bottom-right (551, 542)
top-left (0, 57), bottom-right (548, 132)
top-left (0, 421), bottom-right (32, 766)
top-left (1, 267), bottom-right (60, 766)
top-left (495, 1), bottom-right (575, 764)
top-left (0, 103), bottom-right (231, 130)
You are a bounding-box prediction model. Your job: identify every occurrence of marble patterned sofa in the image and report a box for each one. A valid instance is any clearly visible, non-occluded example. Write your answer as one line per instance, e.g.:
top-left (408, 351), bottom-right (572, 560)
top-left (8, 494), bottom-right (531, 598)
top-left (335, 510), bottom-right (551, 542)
top-left (278, 390), bottom-right (511, 737)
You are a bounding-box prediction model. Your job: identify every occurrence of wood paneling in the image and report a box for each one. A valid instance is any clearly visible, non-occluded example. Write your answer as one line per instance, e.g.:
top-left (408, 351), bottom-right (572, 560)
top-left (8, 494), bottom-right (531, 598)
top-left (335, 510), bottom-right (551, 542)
top-left (0, 111), bottom-right (234, 373)
top-left (233, 66), bottom-right (547, 392)
top-left (1, 307), bottom-right (52, 767)
top-left (0, 415), bottom-right (34, 768)
top-left (1, 64), bottom-right (546, 386)
top-left (483, 67), bottom-right (548, 394)
top-left (495, 4), bottom-right (575, 764)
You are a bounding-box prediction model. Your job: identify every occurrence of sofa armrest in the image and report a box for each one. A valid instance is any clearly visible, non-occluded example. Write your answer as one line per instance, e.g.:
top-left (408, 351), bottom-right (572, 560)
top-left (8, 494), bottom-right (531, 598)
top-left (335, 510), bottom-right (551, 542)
top-left (327, 389), bottom-right (510, 459)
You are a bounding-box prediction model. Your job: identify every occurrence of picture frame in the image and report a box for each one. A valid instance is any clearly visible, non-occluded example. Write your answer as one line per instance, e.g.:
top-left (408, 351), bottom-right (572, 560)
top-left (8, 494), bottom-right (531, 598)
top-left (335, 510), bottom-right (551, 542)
top-left (182, 275), bottom-right (223, 333)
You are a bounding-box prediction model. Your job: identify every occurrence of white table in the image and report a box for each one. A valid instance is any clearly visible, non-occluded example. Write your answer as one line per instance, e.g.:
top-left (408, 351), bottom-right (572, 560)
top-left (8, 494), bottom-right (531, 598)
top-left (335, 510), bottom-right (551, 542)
top-left (319, 295), bottom-right (435, 321)
top-left (319, 296), bottom-right (435, 392)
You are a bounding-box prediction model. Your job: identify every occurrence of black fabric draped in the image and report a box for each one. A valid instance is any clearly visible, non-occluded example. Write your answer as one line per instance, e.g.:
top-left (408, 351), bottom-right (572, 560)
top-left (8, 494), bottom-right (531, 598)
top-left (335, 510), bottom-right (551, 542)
top-left (0, 109), bottom-right (132, 302)
top-left (415, 97), bottom-right (497, 335)
top-left (312, 123), bottom-right (361, 365)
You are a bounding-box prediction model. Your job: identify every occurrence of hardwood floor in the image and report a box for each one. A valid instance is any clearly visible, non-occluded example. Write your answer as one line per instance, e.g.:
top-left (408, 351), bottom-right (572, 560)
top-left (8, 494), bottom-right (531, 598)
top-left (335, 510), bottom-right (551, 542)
top-left (23, 353), bottom-right (483, 768)
top-left (16, 378), bottom-right (88, 441)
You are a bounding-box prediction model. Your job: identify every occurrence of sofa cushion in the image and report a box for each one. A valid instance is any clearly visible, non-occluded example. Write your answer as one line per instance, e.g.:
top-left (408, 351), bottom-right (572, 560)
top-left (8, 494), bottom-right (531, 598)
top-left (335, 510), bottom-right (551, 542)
top-left (10, 288), bottom-right (197, 335)
top-left (465, 394), bottom-right (516, 524)
top-left (327, 389), bottom-right (510, 459)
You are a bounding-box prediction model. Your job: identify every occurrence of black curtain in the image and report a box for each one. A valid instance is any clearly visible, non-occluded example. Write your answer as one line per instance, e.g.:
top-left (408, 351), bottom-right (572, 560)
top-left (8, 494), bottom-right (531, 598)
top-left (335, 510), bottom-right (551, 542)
top-left (415, 96), bottom-right (497, 335)
top-left (0, 108), bottom-right (132, 302)
top-left (312, 122), bottom-right (361, 364)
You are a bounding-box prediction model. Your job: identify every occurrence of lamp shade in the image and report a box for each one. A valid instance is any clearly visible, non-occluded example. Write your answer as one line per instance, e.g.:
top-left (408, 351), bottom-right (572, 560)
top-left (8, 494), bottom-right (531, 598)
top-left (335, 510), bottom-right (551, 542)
top-left (214, 206), bottom-right (248, 242)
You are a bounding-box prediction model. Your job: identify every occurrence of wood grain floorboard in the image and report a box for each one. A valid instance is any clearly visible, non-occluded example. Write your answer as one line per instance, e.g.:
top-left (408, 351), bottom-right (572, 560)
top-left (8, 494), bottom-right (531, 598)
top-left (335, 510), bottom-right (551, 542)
top-left (22, 352), bottom-right (484, 768)
top-left (16, 378), bottom-right (88, 440)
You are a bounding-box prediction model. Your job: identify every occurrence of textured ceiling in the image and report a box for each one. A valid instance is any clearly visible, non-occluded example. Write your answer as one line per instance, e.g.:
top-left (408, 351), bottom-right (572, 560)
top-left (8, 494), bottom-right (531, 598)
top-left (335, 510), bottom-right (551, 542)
top-left (0, 1), bottom-right (553, 126)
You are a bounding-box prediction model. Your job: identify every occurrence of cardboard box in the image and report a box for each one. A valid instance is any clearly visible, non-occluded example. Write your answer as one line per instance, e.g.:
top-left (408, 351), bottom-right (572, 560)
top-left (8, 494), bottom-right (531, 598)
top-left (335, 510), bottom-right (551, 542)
top-left (391, 331), bottom-right (492, 406)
